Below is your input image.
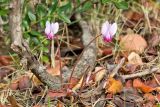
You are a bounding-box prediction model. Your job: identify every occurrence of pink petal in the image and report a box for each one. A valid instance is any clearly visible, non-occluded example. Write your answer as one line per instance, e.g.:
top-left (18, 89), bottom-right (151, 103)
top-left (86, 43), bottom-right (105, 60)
top-left (47, 32), bottom-right (54, 40)
top-left (103, 32), bottom-right (112, 42)
top-left (51, 22), bottom-right (59, 34)
top-left (45, 21), bottom-right (51, 35)
top-left (109, 22), bottom-right (117, 37)
top-left (101, 21), bottom-right (110, 36)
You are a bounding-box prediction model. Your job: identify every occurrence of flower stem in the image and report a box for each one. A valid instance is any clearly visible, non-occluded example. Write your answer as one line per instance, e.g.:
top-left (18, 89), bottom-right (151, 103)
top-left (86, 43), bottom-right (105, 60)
top-left (51, 39), bottom-right (55, 68)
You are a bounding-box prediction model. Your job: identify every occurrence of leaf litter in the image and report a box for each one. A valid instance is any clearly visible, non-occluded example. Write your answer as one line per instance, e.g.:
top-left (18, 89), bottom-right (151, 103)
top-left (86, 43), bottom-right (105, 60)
top-left (1, 1), bottom-right (160, 107)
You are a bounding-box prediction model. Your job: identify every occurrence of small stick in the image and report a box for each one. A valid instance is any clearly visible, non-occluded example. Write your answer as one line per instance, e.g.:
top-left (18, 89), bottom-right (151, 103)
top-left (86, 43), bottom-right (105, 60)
top-left (121, 67), bottom-right (159, 80)
top-left (110, 57), bottom-right (125, 78)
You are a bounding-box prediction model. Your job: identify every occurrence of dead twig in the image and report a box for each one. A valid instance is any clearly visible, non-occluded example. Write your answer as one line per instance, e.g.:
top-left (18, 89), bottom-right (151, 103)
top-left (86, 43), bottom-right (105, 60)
top-left (110, 58), bottom-right (125, 78)
top-left (121, 67), bottom-right (159, 80)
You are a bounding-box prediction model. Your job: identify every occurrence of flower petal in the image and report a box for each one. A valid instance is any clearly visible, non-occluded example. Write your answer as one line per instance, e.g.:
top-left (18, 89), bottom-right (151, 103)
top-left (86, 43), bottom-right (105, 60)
top-left (47, 32), bottom-right (54, 40)
top-left (45, 21), bottom-right (51, 35)
top-left (109, 22), bottom-right (117, 37)
top-left (101, 21), bottom-right (110, 36)
top-left (51, 22), bottom-right (59, 34)
top-left (103, 32), bottom-right (112, 42)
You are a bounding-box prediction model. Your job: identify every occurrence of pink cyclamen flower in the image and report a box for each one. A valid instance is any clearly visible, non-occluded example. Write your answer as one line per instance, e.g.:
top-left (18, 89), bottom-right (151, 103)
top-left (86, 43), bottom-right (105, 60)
top-left (101, 21), bottom-right (117, 42)
top-left (45, 21), bottom-right (59, 40)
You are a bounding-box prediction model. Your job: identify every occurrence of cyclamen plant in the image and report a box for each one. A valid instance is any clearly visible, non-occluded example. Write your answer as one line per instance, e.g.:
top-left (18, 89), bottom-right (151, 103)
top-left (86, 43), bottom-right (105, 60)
top-left (101, 21), bottom-right (117, 42)
top-left (45, 21), bottom-right (59, 68)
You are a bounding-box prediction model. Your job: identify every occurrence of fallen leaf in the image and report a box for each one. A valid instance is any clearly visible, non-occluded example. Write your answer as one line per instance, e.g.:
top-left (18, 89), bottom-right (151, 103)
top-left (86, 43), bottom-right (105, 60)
top-left (72, 76), bottom-right (83, 91)
top-left (133, 79), bottom-right (154, 93)
top-left (101, 48), bottom-right (113, 56)
top-left (18, 76), bottom-right (31, 90)
top-left (94, 67), bottom-right (106, 83)
top-left (57, 101), bottom-right (64, 107)
top-left (128, 52), bottom-right (143, 65)
top-left (122, 63), bottom-right (138, 73)
top-left (125, 80), bottom-right (133, 88)
top-left (105, 77), bottom-right (123, 94)
top-left (0, 83), bottom-right (7, 89)
top-left (7, 96), bottom-right (22, 107)
top-left (0, 104), bottom-right (12, 107)
top-left (144, 93), bottom-right (155, 102)
top-left (0, 67), bottom-right (14, 80)
top-left (32, 104), bottom-right (41, 107)
top-left (120, 34), bottom-right (147, 54)
top-left (47, 90), bottom-right (67, 99)
top-left (68, 77), bottom-right (79, 89)
top-left (32, 75), bottom-right (43, 87)
top-left (9, 81), bottom-right (19, 90)
top-left (0, 56), bottom-right (12, 67)
top-left (148, 30), bottom-right (160, 47)
top-left (123, 10), bottom-right (143, 22)
top-left (47, 60), bottom-right (64, 76)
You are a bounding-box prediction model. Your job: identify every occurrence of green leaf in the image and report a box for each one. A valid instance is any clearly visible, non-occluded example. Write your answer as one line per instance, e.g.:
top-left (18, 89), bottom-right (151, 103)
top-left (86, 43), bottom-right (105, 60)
top-left (0, 0), bottom-right (9, 3)
top-left (36, 4), bottom-right (47, 18)
top-left (22, 20), bottom-right (29, 30)
top-left (32, 37), bottom-right (40, 45)
top-left (30, 30), bottom-right (41, 37)
top-left (42, 47), bottom-right (49, 53)
top-left (49, 0), bottom-right (58, 15)
top-left (157, 103), bottom-right (160, 107)
top-left (81, 1), bottom-right (92, 12)
top-left (59, 1), bottom-right (72, 12)
top-left (58, 13), bottom-right (71, 23)
top-left (41, 55), bottom-right (49, 63)
top-left (28, 11), bottom-right (36, 21)
top-left (76, 1), bottom-right (92, 13)
top-left (43, 40), bottom-right (49, 46)
top-left (23, 33), bottom-right (30, 39)
top-left (114, 1), bottom-right (128, 9)
top-left (76, 0), bottom-right (80, 4)
top-left (0, 9), bottom-right (8, 16)
top-left (101, 0), bottom-right (111, 4)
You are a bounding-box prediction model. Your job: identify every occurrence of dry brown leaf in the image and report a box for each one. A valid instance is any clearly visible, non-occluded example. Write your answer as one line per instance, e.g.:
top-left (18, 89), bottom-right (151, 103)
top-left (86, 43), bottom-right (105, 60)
top-left (18, 76), bottom-right (31, 90)
top-left (148, 31), bottom-right (160, 47)
top-left (57, 101), bottom-right (64, 107)
top-left (67, 77), bottom-right (79, 89)
top-left (122, 63), bottom-right (138, 73)
top-left (106, 77), bottom-right (123, 94)
top-left (133, 79), bottom-right (154, 93)
top-left (47, 90), bottom-right (67, 99)
top-left (99, 48), bottom-right (112, 56)
top-left (0, 56), bottom-right (12, 67)
top-left (144, 93), bottom-right (155, 102)
top-left (9, 82), bottom-right (19, 90)
top-left (47, 60), bottom-right (64, 76)
top-left (72, 76), bottom-right (83, 91)
top-left (124, 11), bottom-right (143, 21)
top-left (120, 34), bottom-right (147, 54)
top-left (128, 52), bottom-right (143, 65)
top-left (32, 75), bottom-right (43, 86)
top-left (94, 67), bottom-right (106, 83)
top-left (7, 96), bottom-right (22, 107)
top-left (0, 83), bottom-right (7, 89)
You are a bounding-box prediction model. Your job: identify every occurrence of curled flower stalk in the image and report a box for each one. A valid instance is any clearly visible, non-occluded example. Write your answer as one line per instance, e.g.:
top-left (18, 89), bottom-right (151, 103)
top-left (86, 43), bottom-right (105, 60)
top-left (45, 21), bottom-right (59, 68)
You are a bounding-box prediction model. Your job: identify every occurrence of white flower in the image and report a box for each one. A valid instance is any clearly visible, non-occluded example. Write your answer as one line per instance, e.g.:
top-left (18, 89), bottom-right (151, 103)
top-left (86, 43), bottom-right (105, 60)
top-left (101, 21), bottom-right (117, 42)
top-left (45, 21), bottom-right (59, 39)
